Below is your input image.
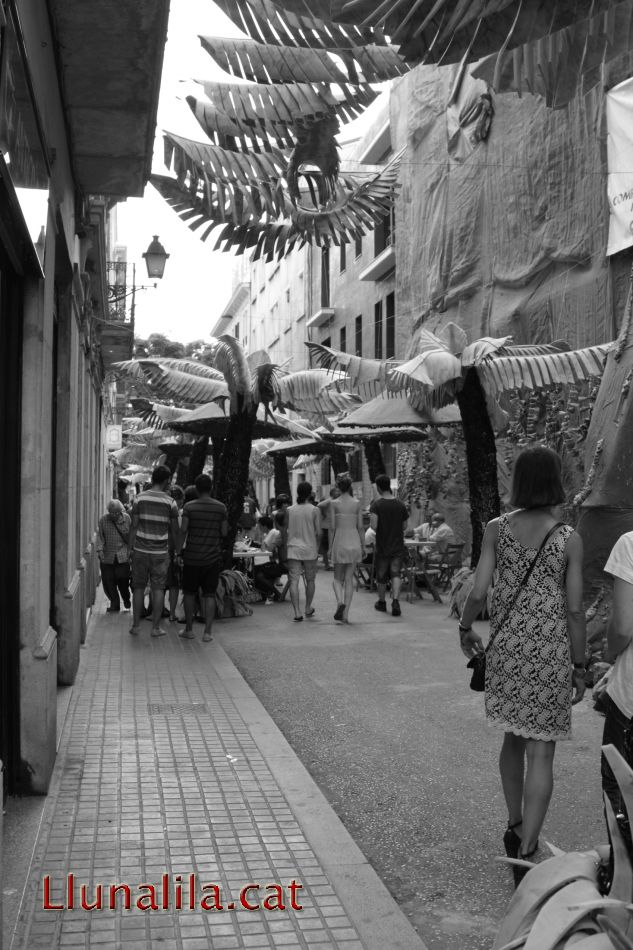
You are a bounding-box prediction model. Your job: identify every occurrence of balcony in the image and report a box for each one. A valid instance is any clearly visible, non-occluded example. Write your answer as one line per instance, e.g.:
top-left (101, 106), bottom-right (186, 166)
top-left (307, 307), bottom-right (336, 328)
top-left (359, 245), bottom-right (395, 282)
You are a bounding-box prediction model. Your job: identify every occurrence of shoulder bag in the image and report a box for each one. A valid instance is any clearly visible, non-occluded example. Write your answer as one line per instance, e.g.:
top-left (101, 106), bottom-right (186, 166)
top-left (467, 521), bottom-right (564, 691)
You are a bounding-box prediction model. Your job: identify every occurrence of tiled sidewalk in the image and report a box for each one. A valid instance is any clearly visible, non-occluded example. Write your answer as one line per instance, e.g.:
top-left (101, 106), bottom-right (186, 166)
top-left (10, 596), bottom-right (426, 950)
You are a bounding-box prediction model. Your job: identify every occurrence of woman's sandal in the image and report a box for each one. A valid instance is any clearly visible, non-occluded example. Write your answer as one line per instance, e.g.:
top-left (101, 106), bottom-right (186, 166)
top-left (513, 847), bottom-right (538, 888)
top-left (503, 821), bottom-right (522, 859)
top-left (333, 605), bottom-right (344, 622)
top-left (293, 615), bottom-right (303, 622)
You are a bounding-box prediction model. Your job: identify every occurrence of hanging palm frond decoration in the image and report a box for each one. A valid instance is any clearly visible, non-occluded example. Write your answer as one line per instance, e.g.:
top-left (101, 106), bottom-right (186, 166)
top-left (199, 36), bottom-right (408, 85)
top-left (210, 0), bottom-right (386, 50)
top-left (473, 0), bottom-right (633, 109)
top-left (151, 149), bottom-right (403, 256)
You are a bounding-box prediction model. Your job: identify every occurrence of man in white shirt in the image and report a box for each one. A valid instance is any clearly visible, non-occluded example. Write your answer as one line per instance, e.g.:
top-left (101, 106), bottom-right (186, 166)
top-left (286, 482), bottom-right (321, 621)
top-left (603, 530), bottom-right (633, 853)
top-left (414, 513), bottom-right (455, 556)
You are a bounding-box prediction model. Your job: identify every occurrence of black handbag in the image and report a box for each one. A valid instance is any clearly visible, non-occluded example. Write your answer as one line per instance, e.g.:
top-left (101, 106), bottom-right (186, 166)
top-left (466, 521), bottom-right (563, 692)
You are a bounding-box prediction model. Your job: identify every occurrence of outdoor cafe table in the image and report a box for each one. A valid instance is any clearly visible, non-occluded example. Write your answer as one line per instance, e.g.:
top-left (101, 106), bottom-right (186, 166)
top-left (232, 547), bottom-right (271, 576)
top-left (403, 539), bottom-right (442, 603)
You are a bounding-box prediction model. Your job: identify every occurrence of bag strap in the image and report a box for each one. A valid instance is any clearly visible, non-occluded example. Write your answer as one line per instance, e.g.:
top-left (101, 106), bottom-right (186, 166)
top-left (485, 521), bottom-right (564, 653)
top-left (110, 515), bottom-right (129, 545)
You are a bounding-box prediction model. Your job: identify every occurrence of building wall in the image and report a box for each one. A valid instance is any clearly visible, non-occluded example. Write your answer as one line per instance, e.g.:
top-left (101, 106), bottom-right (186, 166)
top-left (2, 0), bottom-right (110, 794)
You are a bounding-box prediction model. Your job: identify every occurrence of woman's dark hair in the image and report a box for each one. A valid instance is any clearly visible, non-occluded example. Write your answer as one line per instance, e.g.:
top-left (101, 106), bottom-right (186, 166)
top-left (258, 515), bottom-right (273, 530)
top-left (273, 513), bottom-right (285, 529)
top-left (184, 484), bottom-right (198, 503)
top-left (296, 481), bottom-right (312, 503)
top-left (510, 445), bottom-right (565, 509)
top-left (336, 475), bottom-right (353, 495)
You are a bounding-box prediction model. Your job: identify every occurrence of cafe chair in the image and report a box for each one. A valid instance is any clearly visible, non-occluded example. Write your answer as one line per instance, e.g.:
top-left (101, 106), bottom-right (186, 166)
top-left (354, 553), bottom-right (375, 591)
top-left (430, 542), bottom-right (465, 591)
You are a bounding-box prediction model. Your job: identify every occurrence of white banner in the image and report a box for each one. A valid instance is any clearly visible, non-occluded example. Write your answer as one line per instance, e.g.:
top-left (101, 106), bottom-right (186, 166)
top-left (106, 424), bottom-right (122, 450)
top-left (607, 77), bottom-right (633, 256)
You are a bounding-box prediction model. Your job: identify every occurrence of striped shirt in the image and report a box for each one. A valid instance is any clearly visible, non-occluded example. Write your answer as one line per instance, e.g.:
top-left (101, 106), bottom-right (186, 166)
top-left (132, 489), bottom-right (179, 555)
top-left (181, 497), bottom-right (227, 566)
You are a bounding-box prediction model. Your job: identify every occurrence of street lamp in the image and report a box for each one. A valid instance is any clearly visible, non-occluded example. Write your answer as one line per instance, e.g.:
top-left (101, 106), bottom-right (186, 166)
top-left (106, 236), bottom-right (170, 326)
top-left (142, 235), bottom-right (169, 279)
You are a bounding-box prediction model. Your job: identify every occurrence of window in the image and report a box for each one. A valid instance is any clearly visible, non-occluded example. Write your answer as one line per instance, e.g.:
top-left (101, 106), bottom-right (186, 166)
top-left (234, 322), bottom-right (240, 339)
top-left (340, 242), bottom-right (346, 273)
top-left (340, 326), bottom-right (346, 353)
top-left (374, 208), bottom-right (395, 256)
top-left (321, 246), bottom-right (330, 307)
top-left (386, 292), bottom-right (396, 358)
top-left (355, 315), bottom-right (362, 356)
top-left (354, 235), bottom-right (362, 259)
top-left (322, 336), bottom-right (331, 349)
top-left (374, 301), bottom-right (383, 359)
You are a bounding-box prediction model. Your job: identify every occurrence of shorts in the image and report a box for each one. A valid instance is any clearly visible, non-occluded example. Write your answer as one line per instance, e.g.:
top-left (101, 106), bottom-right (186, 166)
top-left (287, 558), bottom-right (318, 582)
top-left (182, 562), bottom-right (222, 597)
top-left (374, 555), bottom-right (403, 584)
top-left (131, 552), bottom-right (170, 591)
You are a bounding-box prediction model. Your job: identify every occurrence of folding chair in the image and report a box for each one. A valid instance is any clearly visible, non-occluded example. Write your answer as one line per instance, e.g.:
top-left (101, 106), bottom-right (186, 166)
top-left (354, 553), bottom-right (375, 591)
top-left (433, 543), bottom-right (465, 591)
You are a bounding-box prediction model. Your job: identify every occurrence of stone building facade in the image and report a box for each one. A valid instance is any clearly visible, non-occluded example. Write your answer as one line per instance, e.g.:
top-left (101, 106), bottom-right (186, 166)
top-left (0, 0), bottom-right (168, 800)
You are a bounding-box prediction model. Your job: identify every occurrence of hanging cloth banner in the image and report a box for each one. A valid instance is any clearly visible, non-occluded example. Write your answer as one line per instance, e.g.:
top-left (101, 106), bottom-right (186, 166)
top-left (607, 76), bottom-right (633, 256)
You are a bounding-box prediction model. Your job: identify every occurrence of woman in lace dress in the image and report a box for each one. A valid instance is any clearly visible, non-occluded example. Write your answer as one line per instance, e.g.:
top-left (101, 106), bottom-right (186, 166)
top-left (458, 446), bottom-right (586, 879)
top-left (328, 476), bottom-right (365, 624)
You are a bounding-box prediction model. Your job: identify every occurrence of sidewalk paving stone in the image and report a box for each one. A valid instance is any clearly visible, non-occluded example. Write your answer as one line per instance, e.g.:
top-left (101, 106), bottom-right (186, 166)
top-left (8, 592), bottom-right (427, 950)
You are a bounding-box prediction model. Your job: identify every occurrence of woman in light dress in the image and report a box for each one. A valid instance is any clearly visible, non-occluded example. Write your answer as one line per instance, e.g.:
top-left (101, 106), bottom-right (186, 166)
top-left (328, 475), bottom-right (365, 623)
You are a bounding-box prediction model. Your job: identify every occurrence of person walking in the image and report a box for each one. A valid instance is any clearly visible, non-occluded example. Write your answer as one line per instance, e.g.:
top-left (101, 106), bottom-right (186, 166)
top-left (370, 474), bottom-right (408, 617)
top-left (176, 473), bottom-right (228, 642)
top-left (97, 499), bottom-right (132, 612)
top-left (601, 530), bottom-right (633, 857)
top-left (328, 476), bottom-right (364, 623)
top-left (318, 486), bottom-right (340, 569)
top-left (128, 465), bottom-right (180, 638)
top-left (286, 482), bottom-right (321, 622)
top-left (458, 445), bottom-right (586, 884)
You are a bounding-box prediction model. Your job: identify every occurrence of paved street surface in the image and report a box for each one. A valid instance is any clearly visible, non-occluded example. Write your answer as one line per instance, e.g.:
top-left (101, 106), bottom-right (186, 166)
top-left (6, 572), bottom-right (605, 950)
top-left (218, 570), bottom-right (605, 950)
top-left (7, 587), bottom-right (425, 950)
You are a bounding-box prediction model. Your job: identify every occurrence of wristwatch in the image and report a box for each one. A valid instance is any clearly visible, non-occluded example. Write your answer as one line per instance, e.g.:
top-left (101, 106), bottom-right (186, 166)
top-left (572, 662), bottom-right (585, 671)
top-left (458, 623), bottom-right (472, 634)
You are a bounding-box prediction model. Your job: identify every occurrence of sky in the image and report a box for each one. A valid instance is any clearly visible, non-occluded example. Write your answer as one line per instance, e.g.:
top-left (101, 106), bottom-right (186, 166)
top-left (116, 0), bottom-right (242, 344)
top-left (117, 0), bottom-right (384, 345)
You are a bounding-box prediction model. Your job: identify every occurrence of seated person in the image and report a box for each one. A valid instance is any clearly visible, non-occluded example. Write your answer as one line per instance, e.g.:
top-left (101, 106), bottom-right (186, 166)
top-left (417, 513), bottom-right (455, 557)
top-left (250, 515), bottom-right (272, 548)
top-left (254, 517), bottom-right (287, 602)
top-left (362, 526), bottom-right (376, 565)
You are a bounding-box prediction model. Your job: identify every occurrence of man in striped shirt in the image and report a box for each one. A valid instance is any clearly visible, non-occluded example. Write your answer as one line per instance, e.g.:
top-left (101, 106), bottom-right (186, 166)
top-left (128, 465), bottom-right (179, 638)
top-left (177, 473), bottom-right (228, 642)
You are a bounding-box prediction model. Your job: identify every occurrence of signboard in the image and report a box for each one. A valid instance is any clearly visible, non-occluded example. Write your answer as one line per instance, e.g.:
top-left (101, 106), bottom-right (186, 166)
top-left (607, 77), bottom-right (633, 256)
top-left (106, 425), bottom-right (122, 450)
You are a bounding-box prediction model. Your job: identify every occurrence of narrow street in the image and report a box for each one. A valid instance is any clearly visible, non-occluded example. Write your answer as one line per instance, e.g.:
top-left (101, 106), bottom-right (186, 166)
top-left (218, 570), bottom-right (605, 950)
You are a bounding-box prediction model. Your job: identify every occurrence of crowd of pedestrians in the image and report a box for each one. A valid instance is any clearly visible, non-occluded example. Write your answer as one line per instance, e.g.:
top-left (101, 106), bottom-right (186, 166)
top-left (100, 446), bottom-right (633, 893)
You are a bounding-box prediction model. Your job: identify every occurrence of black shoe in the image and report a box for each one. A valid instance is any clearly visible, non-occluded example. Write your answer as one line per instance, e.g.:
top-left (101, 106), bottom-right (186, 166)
top-left (106, 606), bottom-right (120, 613)
top-left (334, 604), bottom-right (345, 622)
top-left (513, 847), bottom-right (537, 888)
top-left (503, 821), bottom-right (521, 859)
top-left (374, 600), bottom-right (387, 612)
top-left (391, 599), bottom-right (401, 617)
